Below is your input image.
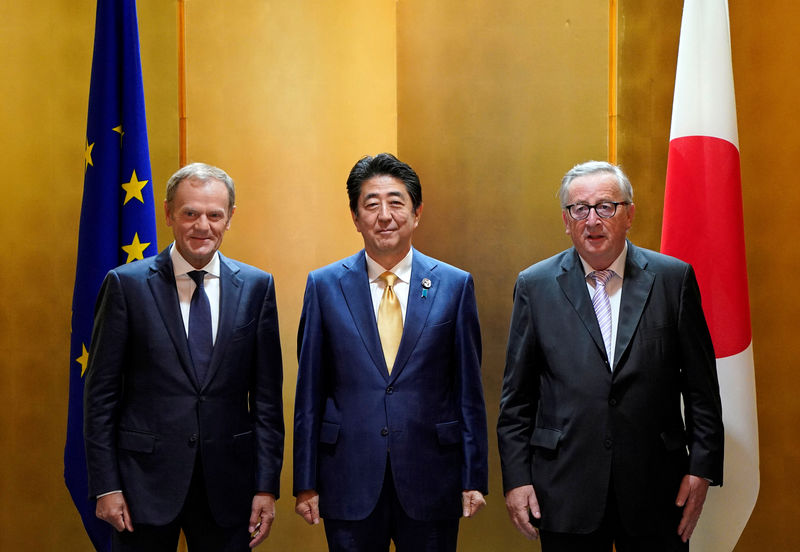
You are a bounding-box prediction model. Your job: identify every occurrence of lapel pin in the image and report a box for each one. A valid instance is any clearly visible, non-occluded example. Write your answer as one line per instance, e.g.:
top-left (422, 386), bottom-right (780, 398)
top-left (421, 278), bottom-right (432, 298)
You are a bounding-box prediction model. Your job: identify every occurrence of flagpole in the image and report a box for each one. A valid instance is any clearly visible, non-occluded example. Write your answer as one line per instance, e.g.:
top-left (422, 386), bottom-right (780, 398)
top-left (178, 0), bottom-right (188, 166)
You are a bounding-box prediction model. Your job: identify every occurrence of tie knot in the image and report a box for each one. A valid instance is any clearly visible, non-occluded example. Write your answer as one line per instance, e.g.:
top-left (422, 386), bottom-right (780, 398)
top-left (188, 270), bottom-right (207, 287)
top-left (379, 271), bottom-right (398, 288)
top-left (590, 269), bottom-right (614, 287)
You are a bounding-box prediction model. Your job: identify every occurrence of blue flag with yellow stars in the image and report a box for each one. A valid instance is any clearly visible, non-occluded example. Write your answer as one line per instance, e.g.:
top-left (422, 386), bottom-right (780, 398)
top-left (64, 1), bottom-right (157, 549)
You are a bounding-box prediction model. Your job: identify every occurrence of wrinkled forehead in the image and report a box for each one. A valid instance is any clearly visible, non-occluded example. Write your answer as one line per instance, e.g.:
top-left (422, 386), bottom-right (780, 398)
top-left (566, 172), bottom-right (623, 202)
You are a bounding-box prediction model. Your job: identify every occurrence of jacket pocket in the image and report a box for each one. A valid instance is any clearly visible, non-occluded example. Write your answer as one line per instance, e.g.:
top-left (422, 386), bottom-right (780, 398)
top-left (435, 420), bottom-right (462, 446)
top-left (660, 429), bottom-right (687, 452)
top-left (319, 421), bottom-right (340, 445)
top-left (117, 429), bottom-right (156, 453)
top-left (233, 430), bottom-right (254, 455)
top-left (530, 427), bottom-right (562, 450)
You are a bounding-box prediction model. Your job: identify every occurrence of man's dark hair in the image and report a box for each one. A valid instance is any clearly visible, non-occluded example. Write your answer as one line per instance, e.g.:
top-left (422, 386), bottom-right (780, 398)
top-left (346, 153), bottom-right (422, 214)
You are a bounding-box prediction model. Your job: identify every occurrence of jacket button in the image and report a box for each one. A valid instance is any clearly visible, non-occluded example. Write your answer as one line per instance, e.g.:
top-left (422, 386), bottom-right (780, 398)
top-left (608, 398), bottom-right (617, 406)
top-left (604, 438), bottom-right (613, 449)
top-left (380, 427), bottom-right (389, 436)
top-left (386, 386), bottom-right (394, 394)
top-left (189, 434), bottom-right (198, 446)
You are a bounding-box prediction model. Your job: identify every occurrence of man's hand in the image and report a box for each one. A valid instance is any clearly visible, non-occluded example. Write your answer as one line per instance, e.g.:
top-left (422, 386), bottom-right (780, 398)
top-left (96, 492), bottom-right (133, 532)
top-left (461, 490), bottom-right (486, 518)
top-left (248, 492), bottom-right (276, 548)
top-left (675, 474), bottom-right (710, 543)
top-left (504, 484), bottom-right (540, 540)
top-left (295, 489), bottom-right (320, 525)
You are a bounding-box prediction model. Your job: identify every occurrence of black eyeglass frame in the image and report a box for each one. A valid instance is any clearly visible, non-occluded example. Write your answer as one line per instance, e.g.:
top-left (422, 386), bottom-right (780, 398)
top-left (564, 201), bottom-right (631, 221)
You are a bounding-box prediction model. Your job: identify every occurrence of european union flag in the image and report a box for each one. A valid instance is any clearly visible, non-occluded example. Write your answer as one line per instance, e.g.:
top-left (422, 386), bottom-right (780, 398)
top-left (65, 1), bottom-right (157, 549)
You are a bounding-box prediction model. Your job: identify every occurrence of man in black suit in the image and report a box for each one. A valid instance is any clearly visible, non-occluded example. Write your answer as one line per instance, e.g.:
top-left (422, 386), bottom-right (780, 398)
top-left (84, 163), bottom-right (284, 551)
top-left (497, 161), bottom-right (724, 551)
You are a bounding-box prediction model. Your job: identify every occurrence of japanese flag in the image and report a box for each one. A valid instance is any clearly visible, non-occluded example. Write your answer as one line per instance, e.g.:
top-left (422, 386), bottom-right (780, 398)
top-left (661, 1), bottom-right (759, 550)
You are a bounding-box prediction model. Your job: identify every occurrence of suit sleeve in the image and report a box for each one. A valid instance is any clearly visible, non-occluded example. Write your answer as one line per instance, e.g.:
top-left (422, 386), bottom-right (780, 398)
top-left (496, 272), bottom-right (540, 493)
top-left (678, 264), bottom-right (725, 485)
top-left (293, 273), bottom-right (324, 495)
top-left (455, 274), bottom-right (489, 494)
top-left (83, 270), bottom-right (128, 498)
top-left (251, 273), bottom-right (285, 497)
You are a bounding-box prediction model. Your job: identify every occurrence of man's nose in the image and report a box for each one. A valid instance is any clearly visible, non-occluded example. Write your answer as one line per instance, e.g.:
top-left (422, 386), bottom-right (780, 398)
top-left (585, 207), bottom-right (602, 225)
top-left (377, 203), bottom-right (391, 220)
top-left (195, 215), bottom-right (211, 229)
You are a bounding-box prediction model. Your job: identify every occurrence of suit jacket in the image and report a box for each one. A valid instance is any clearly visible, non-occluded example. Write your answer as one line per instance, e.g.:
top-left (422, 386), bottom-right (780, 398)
top-left (84, 247), bottom-right (284, 527)
top-left (497, 242), bottom-right (723, 536)
top-left (293, 248), bottom-right (488, 521)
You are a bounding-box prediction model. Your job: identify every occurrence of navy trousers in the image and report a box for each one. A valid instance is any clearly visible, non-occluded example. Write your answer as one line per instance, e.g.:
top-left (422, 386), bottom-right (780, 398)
top-left (323, 459), bottom-right (460, 552)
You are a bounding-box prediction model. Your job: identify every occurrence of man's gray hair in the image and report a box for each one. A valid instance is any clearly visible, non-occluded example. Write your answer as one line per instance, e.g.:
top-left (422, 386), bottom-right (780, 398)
top-left (165, 162), bottom-right (235, 214)
top-left (558, 161), bottom-right (633, 207)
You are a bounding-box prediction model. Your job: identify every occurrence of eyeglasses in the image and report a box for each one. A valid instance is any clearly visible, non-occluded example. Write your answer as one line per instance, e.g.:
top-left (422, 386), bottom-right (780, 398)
top-left (564, 201), bottom-right (630, 221)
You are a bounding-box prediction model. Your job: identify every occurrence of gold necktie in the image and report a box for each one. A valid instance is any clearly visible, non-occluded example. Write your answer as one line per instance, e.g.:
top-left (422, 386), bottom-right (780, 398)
top-left (378, 271), bottom-right (403, 373)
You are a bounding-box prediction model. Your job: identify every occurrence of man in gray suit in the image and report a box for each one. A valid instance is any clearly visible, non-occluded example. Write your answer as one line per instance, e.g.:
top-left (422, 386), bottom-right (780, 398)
top-left (497, 161), bottom-right (724, 551)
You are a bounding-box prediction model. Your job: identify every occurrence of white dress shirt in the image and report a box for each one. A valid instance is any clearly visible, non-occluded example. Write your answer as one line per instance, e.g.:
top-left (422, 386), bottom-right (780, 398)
top-left (578, 242), bottom-right (628, 369)
top-left (365, 248), bottom-right (413, 323)
top-left (170, 243), bottom-right (221, 344)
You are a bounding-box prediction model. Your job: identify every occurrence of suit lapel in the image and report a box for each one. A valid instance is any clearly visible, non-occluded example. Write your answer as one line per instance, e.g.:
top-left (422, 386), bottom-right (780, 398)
top-left (202, 253), bottom-right (243, 390)
top-left (614, 243), bottom-right (654, 370)
top-left (390, 249), bottom-right (435, 381)
top-left (339, 251), bottom-right (388, 379)
top-left (147, 247), bottom-right (198, 387)
top-left (556, 249), bottom-right (609, 363)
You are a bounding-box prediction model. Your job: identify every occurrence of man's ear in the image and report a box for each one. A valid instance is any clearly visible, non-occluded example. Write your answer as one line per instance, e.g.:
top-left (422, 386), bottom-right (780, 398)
top-left (413, 202), bottom-right (424, 227)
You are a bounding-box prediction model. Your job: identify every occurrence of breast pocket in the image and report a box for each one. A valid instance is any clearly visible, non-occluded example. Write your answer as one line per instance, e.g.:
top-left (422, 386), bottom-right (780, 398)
top-left (639, 324), bottom-right (676, 341)
top-left (231, 318), bottom-right (257, 341)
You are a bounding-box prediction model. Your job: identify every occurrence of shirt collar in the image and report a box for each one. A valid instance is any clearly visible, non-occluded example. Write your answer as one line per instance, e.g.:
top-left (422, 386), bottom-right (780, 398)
top-left (169, 242), bottom-right (221, 278)
top-left (366, 248), bottom-right (413, 283)
top-left (578, 241), bottom-right (628, 280)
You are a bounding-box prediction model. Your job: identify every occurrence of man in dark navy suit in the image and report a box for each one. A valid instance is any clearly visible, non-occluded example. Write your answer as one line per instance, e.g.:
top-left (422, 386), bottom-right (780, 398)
top-left (84, 163), bottom-right (284, 551)
top-left (293, 153), bottom-right (489, 551)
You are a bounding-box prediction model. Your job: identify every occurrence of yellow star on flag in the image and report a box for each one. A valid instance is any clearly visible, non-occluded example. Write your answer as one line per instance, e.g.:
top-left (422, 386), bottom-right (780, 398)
top-left (76, 343), bottom-right (89, 377)
top-left (113, 125), bottom-right (124, 146)
top-left (85, 139), bottom-right (94, 171)
top-left (121, 170), bottom-right (149, 205)
top-left (122, 232), bottom-right (150, 263)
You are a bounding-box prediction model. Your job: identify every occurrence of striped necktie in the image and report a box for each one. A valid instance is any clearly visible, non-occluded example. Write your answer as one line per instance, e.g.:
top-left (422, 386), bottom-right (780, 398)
top-left (589, 269), bottom-right (614, 363)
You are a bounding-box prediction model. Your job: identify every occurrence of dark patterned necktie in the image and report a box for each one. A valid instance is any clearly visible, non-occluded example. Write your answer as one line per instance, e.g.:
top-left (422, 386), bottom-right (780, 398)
top-left (187, 270), bottom-right (212, 384)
